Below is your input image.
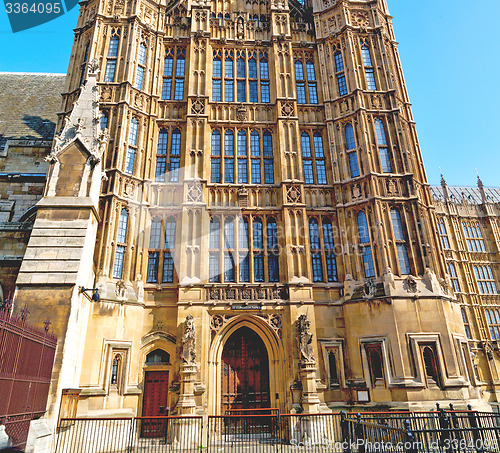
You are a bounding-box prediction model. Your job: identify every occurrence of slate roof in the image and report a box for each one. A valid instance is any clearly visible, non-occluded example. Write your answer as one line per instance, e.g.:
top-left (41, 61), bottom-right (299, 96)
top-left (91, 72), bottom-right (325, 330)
top-left (0, 73), bottom-right (66, 150)
top-left (430, 185), bottom-right (500, 205)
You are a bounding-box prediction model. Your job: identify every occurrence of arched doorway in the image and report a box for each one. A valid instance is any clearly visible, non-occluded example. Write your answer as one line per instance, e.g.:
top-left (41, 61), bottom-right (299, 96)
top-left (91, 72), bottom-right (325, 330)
top-left (221, 326), bottom-right (270, 413)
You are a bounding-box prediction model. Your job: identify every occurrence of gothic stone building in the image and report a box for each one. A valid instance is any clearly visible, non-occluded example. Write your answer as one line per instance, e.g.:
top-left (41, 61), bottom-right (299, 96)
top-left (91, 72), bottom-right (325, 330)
top-left (8, 0), bottom-right (498, 428)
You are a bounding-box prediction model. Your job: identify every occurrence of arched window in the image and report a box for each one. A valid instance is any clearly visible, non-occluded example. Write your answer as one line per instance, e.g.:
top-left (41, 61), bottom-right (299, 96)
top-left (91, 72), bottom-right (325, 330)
top-left (309, 218), bottom-right (323, 282)
top-left (111, 354), bottom-right (121, 385)
top-left (328, 351), bottom-right (339, 388)
top-left (374, 119), bottom-right (392, 173)
top-left (212, 52), bottom-right (222, 102)
top-left (211, 130), bottom-right (222, 183)
top-left (462, 221), bottom-right (486, 252)
top-left (301, 132), bottom-right (327, 185)
top-left (169, 129), bottom-right (181, 182)
top-left (357, 211), bottom-right (375, 278)
top-left (437, 218), bottom-right (450, 249)
top-left (345, 124), bottom-right (360, 178)
top-left (224, 51), bottom-right (234, 102)
top-left (260, 52), bottom-right (270, 103)
top-left (80, 42), bottom-right (90, 86)
top-left (237, 130), bottom-right (248, 184)
top-left (323, 219), bottom-right (338, 282)
top-left (155, 128), bottom-right (181, 182)
top-left (390, 208), bottom-right (410, 275)
top-left (146, 349), bottom-right (170, 364)
top-left (366, 345), bottom-right (383, 385)
top-left (248, 54), bottom-right (258, 102)
top-left (237, 54), bottom-right (246, 102)
top-left (294, 54), bottom-right (318, 104)
top-left (155, 129), bottom-right (168, 182)
top-left (104, 31), bottom-right (120, 82)
top-left (486, 309), bottom-right (500, 340)
top-left (125, 118), bottom-right (138, 174)
top-left (113, 209), bottom-right (128, 279)
top-left (422, 346), bottom-right (439, 385)
top-left (447, 263), bottom-right (460, 293)
top-left (334, 51), bottom-right (347, 96)
top-left (461, 308), bottom-right (471, 339)
top-left (361, 44), bottom-right (376, 90)
top-left (135, 42), bottom-right (147, 90)
top-left (147, 218), bottom-right (162, 283)
top-left (474, 265), bottom-right (497, 294)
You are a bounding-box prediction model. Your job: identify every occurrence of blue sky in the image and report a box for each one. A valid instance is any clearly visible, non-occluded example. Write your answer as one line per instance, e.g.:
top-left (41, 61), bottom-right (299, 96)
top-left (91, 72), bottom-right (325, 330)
top-left (0, 0), bottom-right (499, 187)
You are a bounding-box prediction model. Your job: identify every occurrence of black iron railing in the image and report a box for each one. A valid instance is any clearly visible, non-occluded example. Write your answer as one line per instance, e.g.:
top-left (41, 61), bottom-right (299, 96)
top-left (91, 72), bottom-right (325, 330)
top-left (55, 408), bottom-right (500, 453)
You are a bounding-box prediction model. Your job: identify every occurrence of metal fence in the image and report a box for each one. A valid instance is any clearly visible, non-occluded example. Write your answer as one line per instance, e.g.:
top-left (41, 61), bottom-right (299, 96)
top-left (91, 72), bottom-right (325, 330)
top-left (55, 409), bottom-right (500, 453)
top-left (0, 302), bottom-right (57, 450)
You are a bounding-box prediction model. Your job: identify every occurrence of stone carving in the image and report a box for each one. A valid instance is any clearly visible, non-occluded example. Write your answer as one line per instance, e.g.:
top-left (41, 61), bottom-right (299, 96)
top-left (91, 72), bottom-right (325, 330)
top-left (115, 280), bottom-right (126, 299)
top-left (405, 275), bottom-right (418, 293)
top-left (186, 181), bottom-right (203, 203)
top-left (191, 99), bottom-right (205, 115)
top-left (210, 314), bottom-right (224, 331)
top-left (181, 314), bottom-right (196, 363)
top-left (236, 104), bottom-right (248, 122)
top-left (387, 179), bottom-right (398, 196)
top-left (281, 101), bottom-right (295, 117)
top-left (286, 185), bottom-right (302, 204)
top-left (351, 11), bottom-right (369, 28)
top-left (352, 184), bottom-right (362, 200)
top-left (298, 314), bottom-right (315, 362)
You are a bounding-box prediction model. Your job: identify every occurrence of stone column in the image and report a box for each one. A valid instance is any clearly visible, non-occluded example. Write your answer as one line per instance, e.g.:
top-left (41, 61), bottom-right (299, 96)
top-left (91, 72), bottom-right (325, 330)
top-left (177, 314), bottom-right (197, 415)
top-left (297, 314), bottom-right (320, 414)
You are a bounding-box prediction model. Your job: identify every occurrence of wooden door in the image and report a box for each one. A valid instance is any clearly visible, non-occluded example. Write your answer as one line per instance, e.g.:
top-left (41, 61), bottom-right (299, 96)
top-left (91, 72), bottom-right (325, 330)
top-left (141, 370), bottom-right (169, 437)
top-left (221, 327), bottom-right (270, 413)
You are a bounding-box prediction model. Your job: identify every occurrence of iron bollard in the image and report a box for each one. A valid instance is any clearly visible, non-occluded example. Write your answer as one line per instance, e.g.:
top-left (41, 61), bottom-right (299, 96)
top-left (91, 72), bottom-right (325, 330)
top-left (355, 413), bottom-right (365, 453)
top-left (467, 404), bottom-right (483, 453)
top-left (340, 411), bottom-right (351, 453)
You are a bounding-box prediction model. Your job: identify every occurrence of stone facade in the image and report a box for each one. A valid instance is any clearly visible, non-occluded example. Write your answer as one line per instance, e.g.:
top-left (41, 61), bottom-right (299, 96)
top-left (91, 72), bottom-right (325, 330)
top-left (432, 178), bottom-right (500, 408)
top-left (6, 0), bottom-right (497, 432)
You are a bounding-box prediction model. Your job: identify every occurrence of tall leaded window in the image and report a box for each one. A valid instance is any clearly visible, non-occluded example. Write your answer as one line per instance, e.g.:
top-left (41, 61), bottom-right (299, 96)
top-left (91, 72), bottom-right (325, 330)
top-left (345, 123), bottom-right (360, 178)
top-left (447, 262), bottom-right (460, 293)
top-left (224, 130), bottom-right (235, 183)
top-left (238, 130), bottom-right (248, 184)
top-left (211, 129), bottom-right (274, 184)
top-left (104, 30), bottom-right (120, 82)
top-left (80, 42), bottom-right (90, 86)
top-left (461, 308), bottom-right (471, 339)
top-left (211, 130), bottom-right (222, 183)
top-left (474, 265), bottom-right (497, 294)
top-left (437, 218), bottom-right (450, 249)
top-left (462, 221), bottom-right (486, 252)
top-left (358, 211), bottom-right (375, 278)
top-left (309, 217), bottom-right (338, 283)
top-left (361, 42), bottom-right (377, 90)
top-left (334, 50), bottom-right (347, 96)
top-left (301, 132), bottom-right (327, 185)
top-left (162, 47), bottom-right (186, 100)
top-left (155, 128), bottom-right (181, 182)
top-left (485, 308), bottom-right (500, 340)
top-left (374, 118), bottom-right (392, 173)
top-left (125, 118), bottom-right (138, 175)
top-left (294, 53), bottom-right (318, 104)
top-left (390, 208), bottom-right (410, 275)
top-left (267, 218), bottom-right (279, 282)
top-left (212, 49), bottom-right (271, 103)
top-left (147, 217), bottom-right (176, 283)
top-left (113, 209), bottom-right (128, 279)
top-left (135, 42), bottom-right (147, 90)
top-left (208, 215), bottom-right (279, 283)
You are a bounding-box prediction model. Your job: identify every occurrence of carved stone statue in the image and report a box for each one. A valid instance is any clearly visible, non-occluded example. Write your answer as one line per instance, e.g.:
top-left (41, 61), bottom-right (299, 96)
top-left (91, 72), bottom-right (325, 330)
top-left (297, 314), bottom-right (315, 363)
top-left (181, 314), bottom-right (197, 363)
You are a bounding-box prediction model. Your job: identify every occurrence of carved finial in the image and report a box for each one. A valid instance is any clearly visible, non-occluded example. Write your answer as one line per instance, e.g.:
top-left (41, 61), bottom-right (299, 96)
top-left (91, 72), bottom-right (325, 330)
top-left (440, 169), bottom-right (449, 202)
top-left (88, 58), bottom-right (100, 75)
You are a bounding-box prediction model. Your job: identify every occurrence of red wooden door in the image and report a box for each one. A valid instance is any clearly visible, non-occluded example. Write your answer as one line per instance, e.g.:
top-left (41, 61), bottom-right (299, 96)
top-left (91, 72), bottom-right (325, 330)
top-left (141, 370), bottom-right (169, 437)
top-left (221, 327), bottom-right (270, 413)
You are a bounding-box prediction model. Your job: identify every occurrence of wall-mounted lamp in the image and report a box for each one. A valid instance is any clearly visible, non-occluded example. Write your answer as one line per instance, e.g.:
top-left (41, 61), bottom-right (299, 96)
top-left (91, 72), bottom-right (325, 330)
top-left (80, 287), bottom-right (100, 302)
